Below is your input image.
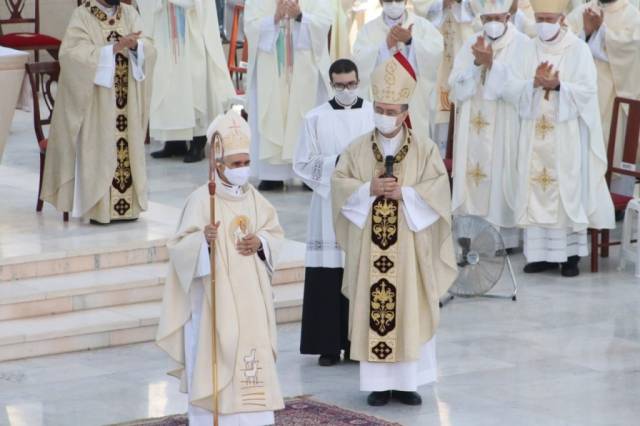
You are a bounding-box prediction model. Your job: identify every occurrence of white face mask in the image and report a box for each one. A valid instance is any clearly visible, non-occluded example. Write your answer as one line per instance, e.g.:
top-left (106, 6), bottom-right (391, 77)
top-left (223, 166), bottom-right (251, 186)
top-left (334, 88), bottom-right (358, 106)
top-left (374, 113), bottom-right (400, 135)
top-left (483, 21), bottom-right (506, 40)
top-left (536, 22), bottom-right (561, 42)
top-left (382, 1), bottom-right (405, 20)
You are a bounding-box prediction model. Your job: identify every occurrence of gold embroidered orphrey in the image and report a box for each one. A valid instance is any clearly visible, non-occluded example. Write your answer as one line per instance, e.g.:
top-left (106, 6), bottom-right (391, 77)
top-left (532, 167), bottom-right (556, 191)
top-left (367, 133), bottom-right (411, 362)
top-left (535, 114), bottom-right (555, 140)
top-left (470, 110), bottom-right (490, 135)
top-left (468, 161), bottom-right (488, 187)
top-left (239, 348), bottom-right (267, 408)
top-left (88, 1), bottom-right (135, 220)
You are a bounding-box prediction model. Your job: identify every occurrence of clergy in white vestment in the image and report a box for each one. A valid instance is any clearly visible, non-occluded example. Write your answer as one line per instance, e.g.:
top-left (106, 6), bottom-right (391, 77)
top-left (489, 0), bottom-right (614, 276)
top-left (41, 0), bottom-right (155, 224)
top-left (331, 55), bottom-right (457, 407)
top-left (353, 0), bottom-right (444, 144)
top-left (138, 0), bottom-right (236, 163)
top-left (426, 0), bottom-right (476, 155)
top-left (449, 0), bottom-right (531, 248)
top-left (567, 1), bottom-right (640, 176)
top-left (330, 0), bottom-right (352, 60)
top-left (245, 0), bottom-right (333, 190)
top-left (156, 111), bottom-right (285, 426)
top-left (294, 59), bottom-right (375, 366)
top-left (512, 0), bottom-right (537, 36)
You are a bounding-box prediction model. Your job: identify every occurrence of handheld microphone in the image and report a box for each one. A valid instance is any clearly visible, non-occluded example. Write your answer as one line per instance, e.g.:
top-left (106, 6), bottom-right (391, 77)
top-left (384, 155), bottom-right (394, 178)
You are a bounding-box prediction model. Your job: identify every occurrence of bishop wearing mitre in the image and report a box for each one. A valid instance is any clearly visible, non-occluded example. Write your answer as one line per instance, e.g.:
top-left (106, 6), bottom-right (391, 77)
top-left (449, 0), bottom-right (531, 248)
top-left (156, 111), bottom-right (285, 425)
top-left (567, 0), bottom-right (640, 170)
top-left (332, 55), bottom-right (457, 407)
top-left (490, 0), bottom-right (614, 276)
top-left (138, 0), bottom-right (237, 163)
top-left (41, 0), bottom-right (156, 224)
top-left (353, 0), bottom-right (443, 143)
top-left (245, 0), bottom-right (333, 191)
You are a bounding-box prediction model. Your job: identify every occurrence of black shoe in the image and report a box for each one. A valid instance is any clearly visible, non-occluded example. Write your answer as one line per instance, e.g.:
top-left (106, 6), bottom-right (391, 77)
top-left (392, 390), bottom-right (422, 406)
top-left (367, 391), bottom-right (391, 407)
top-left (523, 261), bottom-right (559, 273)
top-left (151, 141), bottom-right (188, 159)
top-left (183, 136), bottom-right (206, 163)
top-left (302, 183), bottom-right (313, 191)
top-left (561, 256), bottom-right (580, 277)
top-left (258, 180), bottom-right (284, 191)
top-left (318, 354), bottom-right (340, 367)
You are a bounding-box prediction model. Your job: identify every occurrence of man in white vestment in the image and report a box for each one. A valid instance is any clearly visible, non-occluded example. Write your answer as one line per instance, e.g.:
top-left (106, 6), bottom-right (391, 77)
top-left (426, 0), bottom-right (476, 155)
top-left (567, 0), bottom-right (640, 175)
top-left (41, 0), bottom-right (155, 224)
top-left (353, 0), bottom-right (444, 144)
top-left (449, 0), bottom-right (531, 248)
top-left (332, 55), bottom-right (456, 407)
top-left (489, 0), bottom-right (614, 276)
top-left (294, 59), bottom-right (374, 366)
top-left (139, 0), bottom-right (236, 163)
top-left (245, 0), bottom-right (333, 190)
top-left (156, 111), bottom-right (285, 425)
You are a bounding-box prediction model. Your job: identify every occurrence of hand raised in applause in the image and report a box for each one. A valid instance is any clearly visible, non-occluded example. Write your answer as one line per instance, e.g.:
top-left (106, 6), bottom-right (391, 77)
top-left (471, 36), bottom-right (493, 68)
top-left (390, 24), bottom-right (413, 44)
top-left (114, 31), bottom-right (141, 53)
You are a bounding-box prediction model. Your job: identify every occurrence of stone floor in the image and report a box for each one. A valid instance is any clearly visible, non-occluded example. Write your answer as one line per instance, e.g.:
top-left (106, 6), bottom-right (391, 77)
top-left (2, 110), bottom-right (640, 425)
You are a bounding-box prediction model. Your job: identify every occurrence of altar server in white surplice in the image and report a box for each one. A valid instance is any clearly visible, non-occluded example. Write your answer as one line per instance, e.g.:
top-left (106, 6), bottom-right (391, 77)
top-left (449, 0), bottom-right (531, 248)
top-left (353, 0), bottom-right (444, 144)
top-left (295, 59), bottom-right (375, 367)
top-left (489, 0), bottom-right (614, 277)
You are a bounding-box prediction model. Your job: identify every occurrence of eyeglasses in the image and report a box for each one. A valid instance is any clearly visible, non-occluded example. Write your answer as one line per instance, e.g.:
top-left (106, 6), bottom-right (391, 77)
top-left (332, 81), bottom-right (359, 91)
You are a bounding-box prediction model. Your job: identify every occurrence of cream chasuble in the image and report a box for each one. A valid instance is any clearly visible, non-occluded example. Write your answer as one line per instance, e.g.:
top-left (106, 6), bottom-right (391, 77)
top-left (330, 0), bottom-right (352, 60)
top-left (567, 0), bottom-right (640, 169)
top-left (245, 0), bottom-right (333, 181)
top-left (353, 12), bottom-right (443, 143)
top-left (41, 1), bottom-right (155, 223)
top-left (156, 181), bottom-right (285, 419)
top-left (449, 24), bottom-right (530, 247)
top-left (138, 0), bottom-right (236, 141)
top-left (332, 128), bottom-right (457, 368)
top-left (427, 0), bottom-right (476, 125)
top-left (491, 29), bottom-right (614, 253)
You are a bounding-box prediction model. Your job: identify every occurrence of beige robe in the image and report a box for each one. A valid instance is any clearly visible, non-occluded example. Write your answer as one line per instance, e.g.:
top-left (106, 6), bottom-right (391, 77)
top-left (138, 0), bottom-right (236, 141)
top-left (353, 12), bottom-right (444, 143)
top-left (332, 128), bottom-right (457, 363)
top-left (245, 0), bottom-right (333, 175)
top-left (41, 1), bottom-right (156, 223)
top-left (331, 0), bottom-right (352, 60)
top-left (567, 0), bottom-right (640, 167)
top-left (156, 182), bottom-right (285, 415)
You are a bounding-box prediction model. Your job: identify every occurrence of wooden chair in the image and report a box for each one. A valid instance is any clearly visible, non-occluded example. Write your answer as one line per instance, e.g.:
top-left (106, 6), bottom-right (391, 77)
top-left (25, 61), bottom-right (68, 222)
top-left (590, 97), bottom-right (640, 272)
top-left (0, 0), bottom-right (61, 61)
top-left (227, 2), bottom-right (248, 95)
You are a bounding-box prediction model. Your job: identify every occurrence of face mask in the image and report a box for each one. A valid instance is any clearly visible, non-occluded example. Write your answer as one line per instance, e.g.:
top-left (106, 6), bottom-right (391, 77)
top-left (382, 2), bottom-right (405, 20)
top-left (483, 21), bottom-right (506, 40)
top-left (105, 0), bottom-right (121, 5)
top-left (536, 22), bottom-right (561, 42)
top-left (334, 88), bottom-right (358, 106)
top-left (374, 113), bottom-right (400, 135)
top-left (224, 166), bottom-right (251, 186)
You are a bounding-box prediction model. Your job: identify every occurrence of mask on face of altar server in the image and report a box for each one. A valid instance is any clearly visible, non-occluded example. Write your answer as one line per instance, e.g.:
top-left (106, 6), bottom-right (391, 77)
top-left (335, 88), bottom-right (359, 106)
top-left (382, 1), bottom-right (406, 19)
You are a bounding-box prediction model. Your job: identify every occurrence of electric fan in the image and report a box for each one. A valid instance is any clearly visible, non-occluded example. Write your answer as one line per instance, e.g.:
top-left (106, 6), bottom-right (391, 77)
top-left (448, 215), bottom-right (518, 301)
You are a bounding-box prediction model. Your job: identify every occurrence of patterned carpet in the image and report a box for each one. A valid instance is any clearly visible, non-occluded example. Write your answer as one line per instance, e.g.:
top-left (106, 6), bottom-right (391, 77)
top-left (111, 397), bottom-right (401, 426)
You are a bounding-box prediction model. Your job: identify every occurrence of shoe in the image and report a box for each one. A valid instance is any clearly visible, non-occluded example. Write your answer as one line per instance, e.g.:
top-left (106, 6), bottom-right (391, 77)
top-left (302, 183), bottom-right (313, 191)
top-left (392, 390), bottom-right (422, 406)
top-left (561, 256), bottom-right (580, 277)
top-left (183, 136), bottom-right (206, 163)
top-left (258, 180), bottom-right (284, 191)
top-left (367, 391), bottom-right (391, 407)
top-left (318, 354), bottom-right (340, 367)
top-left (151, 141), bottom-right (187, 159)
top-left (523, 261), bottom-right (559, 273)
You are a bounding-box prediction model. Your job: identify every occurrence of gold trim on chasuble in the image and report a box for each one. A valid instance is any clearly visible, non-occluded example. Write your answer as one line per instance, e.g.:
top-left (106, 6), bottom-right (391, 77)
top-left (367, 134), bottom-right (411, 363)
top-left (88, 3), bottom-right (135, 220)
top-left (239, 348), bottom-right (268, 408)
top-left (438, 13), bottom-right (455, 113)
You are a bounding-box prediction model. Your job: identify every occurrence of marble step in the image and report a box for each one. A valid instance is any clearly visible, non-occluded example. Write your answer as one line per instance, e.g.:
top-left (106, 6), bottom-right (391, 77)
top-left (0, 239), bottom-right (169, 282)
top-left (0, 283), bottom-right (304, 362)
top-left (0, 263), bottom-right (167, 321)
